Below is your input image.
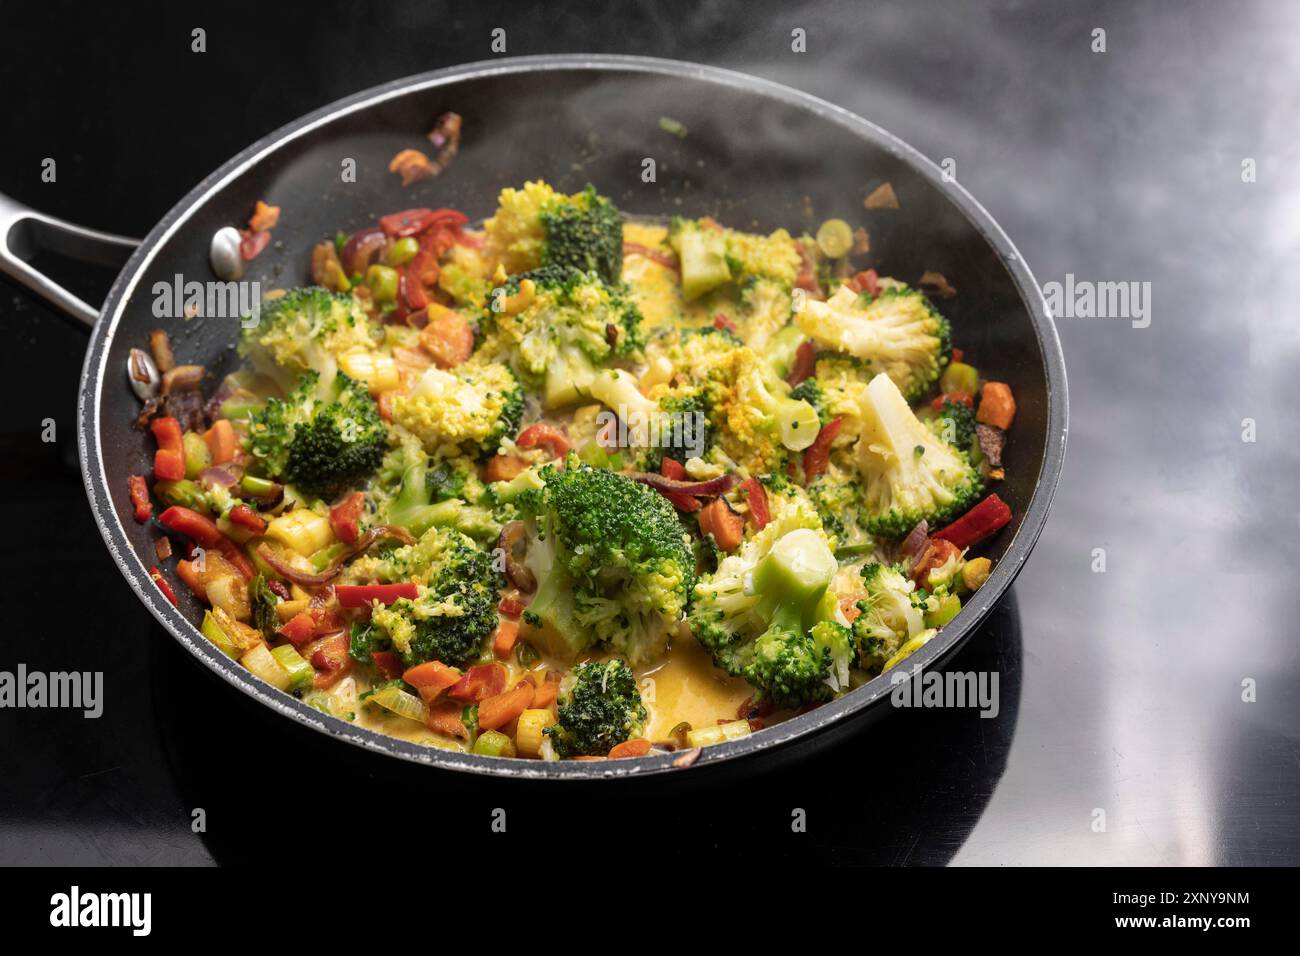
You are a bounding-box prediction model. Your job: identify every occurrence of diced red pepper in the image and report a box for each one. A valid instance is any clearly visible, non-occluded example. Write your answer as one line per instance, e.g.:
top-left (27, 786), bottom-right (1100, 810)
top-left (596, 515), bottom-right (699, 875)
top-left (335, 583), bottom-right (419, 608)
top-left (306, 633), bottom-right (350, 672)
top-left (426, 699), bottom-right (471, 740)
top-left (446, 663), bottom-right (507, 703)
top-left (158, 506), bottom-right (222, 547)
top-left (952, 348), bottom-right (964, 363)
top-left (228, 504), bottom-right (266, 534)
top-left (787, 340), bottom-right (816, 387)
top-left (713, 312), bottom-right (736, 334)
top-left (400, 249), bottom-right (441, 311)
top-left (329, 492), bottom-right (365, 545)
top-left (378, 207), bottom-right (468, 238)
top-left (148, 566), bottom-right (177, 606)
top-left (151, 417), bottom-right (186, 481)
top-left (128, 474), bottom-right (152, 523)
top-left (516, 422), bottom-right (570, 459)
top-left (934, 494), bottom-right (1013, 550)
top-left (931, 391), bottom-right (974, 411)
top-left (498, 594), bottom-right (528, 617)
top-left (661, 490), bottom-right (701, 513)
top-left (660, 457), bottom-right (687, 480)
top-left (371, 651), bottom-right (404, 680)
top-left (846, 268), bottom-right (879, 296)
top-left (239, 229), bottom-right (271, 260)
top-left (277, 611), bottom-right (318, 647)
top-left (740, 477), bottom-right (771, 530)
top-left (802, 417), bottom-right (843, 481)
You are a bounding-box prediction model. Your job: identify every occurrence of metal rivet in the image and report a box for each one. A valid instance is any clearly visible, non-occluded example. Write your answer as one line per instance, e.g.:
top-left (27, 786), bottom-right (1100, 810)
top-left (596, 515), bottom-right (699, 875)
top-left (210, 226), bottom-right (244, 280)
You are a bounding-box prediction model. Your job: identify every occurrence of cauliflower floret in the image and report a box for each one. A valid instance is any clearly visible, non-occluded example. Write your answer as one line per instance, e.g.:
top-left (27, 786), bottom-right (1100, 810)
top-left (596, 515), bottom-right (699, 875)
top-left (724, 228), bottom-right (801, 287)
top-left (389, 361), bottom-right (523, 458)
top-left (240, 287), bottom-right (382, 394)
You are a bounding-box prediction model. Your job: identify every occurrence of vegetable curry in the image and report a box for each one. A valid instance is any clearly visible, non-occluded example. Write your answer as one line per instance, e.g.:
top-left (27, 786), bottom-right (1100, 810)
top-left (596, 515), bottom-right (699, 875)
top-left (130, 180), bottom-right (1016, 762)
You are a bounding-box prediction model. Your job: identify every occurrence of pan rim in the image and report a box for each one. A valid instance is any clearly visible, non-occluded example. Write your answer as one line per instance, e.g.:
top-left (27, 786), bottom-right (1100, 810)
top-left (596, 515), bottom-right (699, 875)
top-left (77, 54), bottom-right (1067, 780)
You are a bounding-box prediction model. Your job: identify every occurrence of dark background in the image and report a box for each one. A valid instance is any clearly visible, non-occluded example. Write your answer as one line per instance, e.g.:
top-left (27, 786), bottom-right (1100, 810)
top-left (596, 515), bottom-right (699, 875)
top-left (1, 0), bottom-right (1296, 865)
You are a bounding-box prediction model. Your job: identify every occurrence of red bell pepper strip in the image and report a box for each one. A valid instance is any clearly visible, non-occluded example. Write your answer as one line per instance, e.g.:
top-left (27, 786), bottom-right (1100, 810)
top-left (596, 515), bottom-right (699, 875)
top-left (150, 416), bottom-right (186, 481)
top-left (335, 583), bottom-right (419, 609)
top-left (148, 566), bottom-right (178, 606)
top-left (802, 417), bottom-right (843, 481)
top-left (371, 651), bottom-right (405, 680)
top-left (277, 611), bottom-right (318, 647)
top-left (934, 494), bottom-right (1013, 550)
top-left (446, 663), bottom-right (507, 703)
top-left (846, 268), bottom-right (879, 296)
top-left (128, 474), bottom-right (152, 523)
top-left (516, 422), bottom-right (570, 459)
top-left (228, 504), bottom-right (266, 534)
top-left (158, 506), bottom-right (255, 580)
top-left (498, 594), bottom-right (528, 617)
top-left (787, 340), bottom-right (816, 387)
top-left (713, 312), bottom-right (736, 334)
top-left (931, 392), bottom-right (974, 411)
top-left (329, 492), bottom-right (365, 545)
top-left (379, 207), bottom-right (468, 238)
top-left (660, 457), bottom-right (687, 480)
top-left (239, 229), bottom-right (271, 260)
top-left (740, 477), bottom-right (771, 530)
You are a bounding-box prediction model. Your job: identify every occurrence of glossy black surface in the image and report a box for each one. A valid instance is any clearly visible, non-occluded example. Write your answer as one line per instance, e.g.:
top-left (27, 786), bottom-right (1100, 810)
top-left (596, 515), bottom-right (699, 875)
top-left (1, 0), bottom-right (1296, 863)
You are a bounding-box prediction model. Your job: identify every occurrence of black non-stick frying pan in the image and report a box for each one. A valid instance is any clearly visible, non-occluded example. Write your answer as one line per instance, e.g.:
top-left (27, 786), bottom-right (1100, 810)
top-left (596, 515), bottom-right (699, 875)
top-left (0, 55), bottom-right (1066, 779)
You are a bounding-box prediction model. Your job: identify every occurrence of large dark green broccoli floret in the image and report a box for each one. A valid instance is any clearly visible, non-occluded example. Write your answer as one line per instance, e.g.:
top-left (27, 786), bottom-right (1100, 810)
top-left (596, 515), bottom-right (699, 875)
top-left (519, 455), bottom-right (694, 664)
top-left (930, 398), bottom-right (977, 453)
top-left (544, 659), bottom-right (647, 757)
top-left (247, 371), bottom-right (387, 499)
top-left (539, 185), bottom-right (624, 284)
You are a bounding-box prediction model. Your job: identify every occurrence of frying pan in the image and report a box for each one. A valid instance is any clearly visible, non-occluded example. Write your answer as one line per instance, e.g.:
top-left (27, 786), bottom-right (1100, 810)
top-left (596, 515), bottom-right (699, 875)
top-left (0, 55), bottom-right (1066, 779)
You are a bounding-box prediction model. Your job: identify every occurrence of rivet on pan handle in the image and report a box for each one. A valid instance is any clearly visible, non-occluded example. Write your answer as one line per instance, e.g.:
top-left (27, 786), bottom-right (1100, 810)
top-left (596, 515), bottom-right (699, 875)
top-left (0, 190), bottom-right (139, 331)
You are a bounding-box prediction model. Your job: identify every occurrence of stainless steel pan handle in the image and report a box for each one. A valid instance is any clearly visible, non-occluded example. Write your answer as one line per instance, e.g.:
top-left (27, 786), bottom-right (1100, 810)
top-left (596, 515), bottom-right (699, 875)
top-left (0, 191), bottom-right (139, 330)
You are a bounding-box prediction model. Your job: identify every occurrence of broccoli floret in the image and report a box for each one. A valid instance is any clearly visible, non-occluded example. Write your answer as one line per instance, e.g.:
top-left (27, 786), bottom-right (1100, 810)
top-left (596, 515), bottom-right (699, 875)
top-left (716, 347), bottom-right (822, 474)
top-left (479, 266), bottom-right (644, 410)
top-left (389, 360), bottom-right (524, 459)
top-left (807, 471), bottom-right (877, 558)
top-left (788, 377), bottom-right (826, 421)
top-left (346, 527), bottom-right (500, 668)
top-left (247, 371), bottom-right (387, 500)
top-left (929, 398), bottom-right (978, 453)
top-left (519, 456), bottom-right (694, 665)
top-left (852, 562), bottom-right (936, 673)
top-left (667, 219), bottom-right (801, 302)
top-left (796, 284), bottom-right (951, 402)
top-left (544, 659), bottom-right (647, 757)
top-left (484, 181), bottom-right (624, 284)
top-left (851, 372), bottom-right (983, 538)
top-left (724, 228), bottom-right (801, 288)
top-left (667, 218), bottom-right (732, 301)
top-left (690, 491), bottom-right (850, 707)
top-left (583, 369), bottom-right (712, 469)
top-left (369, 437), bottom-right (499, 541)
top-left (239, 286), bottom-right (381, 393)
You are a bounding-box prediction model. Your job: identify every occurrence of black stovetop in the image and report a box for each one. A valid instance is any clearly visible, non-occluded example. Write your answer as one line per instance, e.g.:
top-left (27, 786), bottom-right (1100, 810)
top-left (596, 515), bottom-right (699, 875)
top-left (1, 0), bottom-right (1296, 865)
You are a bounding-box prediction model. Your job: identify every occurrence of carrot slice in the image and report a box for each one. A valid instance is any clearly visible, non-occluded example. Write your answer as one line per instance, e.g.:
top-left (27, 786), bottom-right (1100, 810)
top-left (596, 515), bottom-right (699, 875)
top-left (419, 305), bottom-right (474, 368)
top-left (492, 619), bottom-right (521, 660)
top-left (532, 674), bottom-right (560, 712)
top-left (484, 454), bottom-right (528, 483)
top-left (698, 497), bottom-right (744, 552)
top-left (426, 699), bottom-right (471, 740)
top-left (477, 682), bottom-right (535, 731)
top-left (608, 738), bottom-right (651, 759)
top-left (402, 660), bottom-right (462, 698)
top-left (447, 663), bottom-right (508, 703)
top-left (205, 419), bottom-right (239, 465)
top-left (975, 382), bottom-right (1016, 430)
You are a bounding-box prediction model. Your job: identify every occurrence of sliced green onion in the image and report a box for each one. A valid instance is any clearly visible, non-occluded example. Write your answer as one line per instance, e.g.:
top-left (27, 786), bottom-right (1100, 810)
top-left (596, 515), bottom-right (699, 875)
top-left (366, 264), bottom-right (399, 303)
top-left (924, 592), bottom-right (961, 628)
top-left (201, 610), bottom-right (238, 658)
top-left (578, 441), bottom-right (609, 469)
top-left (384, 237), bottom-right (419, 267)
top-left (154, 479), bottom-right (208, 511)
top-left (815, 219), bottom-right (853, 259)
top-left (240, 643), bottom-right (293, 691)
top-left (472, 730), bottom-right (517, 757)
top-left (270, 644), bottom-right (315, 693)
top-left (310, 542), bottom-right (348, 572)
top-left (239, 474), bottom-right (279, 498)
top-left (182, 432), bottom-right (211, 479)
top-left (940, 362), bottom-right (979, 396)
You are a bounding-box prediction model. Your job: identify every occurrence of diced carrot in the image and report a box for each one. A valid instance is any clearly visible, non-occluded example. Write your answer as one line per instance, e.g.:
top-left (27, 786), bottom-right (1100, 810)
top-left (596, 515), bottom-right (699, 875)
top-left (277, 611), bottom-right (318, 647)
top-left (204, 419), bottom-right (239, 465)
top-left (975, 382), bottom-right (1016, 431)
top-left (608, 738), bottom-right (651, 759)
top-left (484, 454), bottom-right (528, 483)
top-left (477, 682), bottom-right (535, 731)
top-left (532, 674), bottom-right (560, 712)
top-left (371, 651), bottom-right (404, 680)
top-left (498, 593), bottom-right (527, 617)
top-left (403, 660), bottom-right (462, 701)
top-left (148, 567), bottom-right (178, 606)
top-left (248, 200), bottom-right (280, 232)
top-left (698, 497), bottom-right (744, 552)
top-left (419, 305), bottom-right (475, 368)
top-left (492, 619), bottom-right (521, 660)
top-left (175, 558), bottom-right (206, 600)
top-left (426, 699), bottom-right (471, 740)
